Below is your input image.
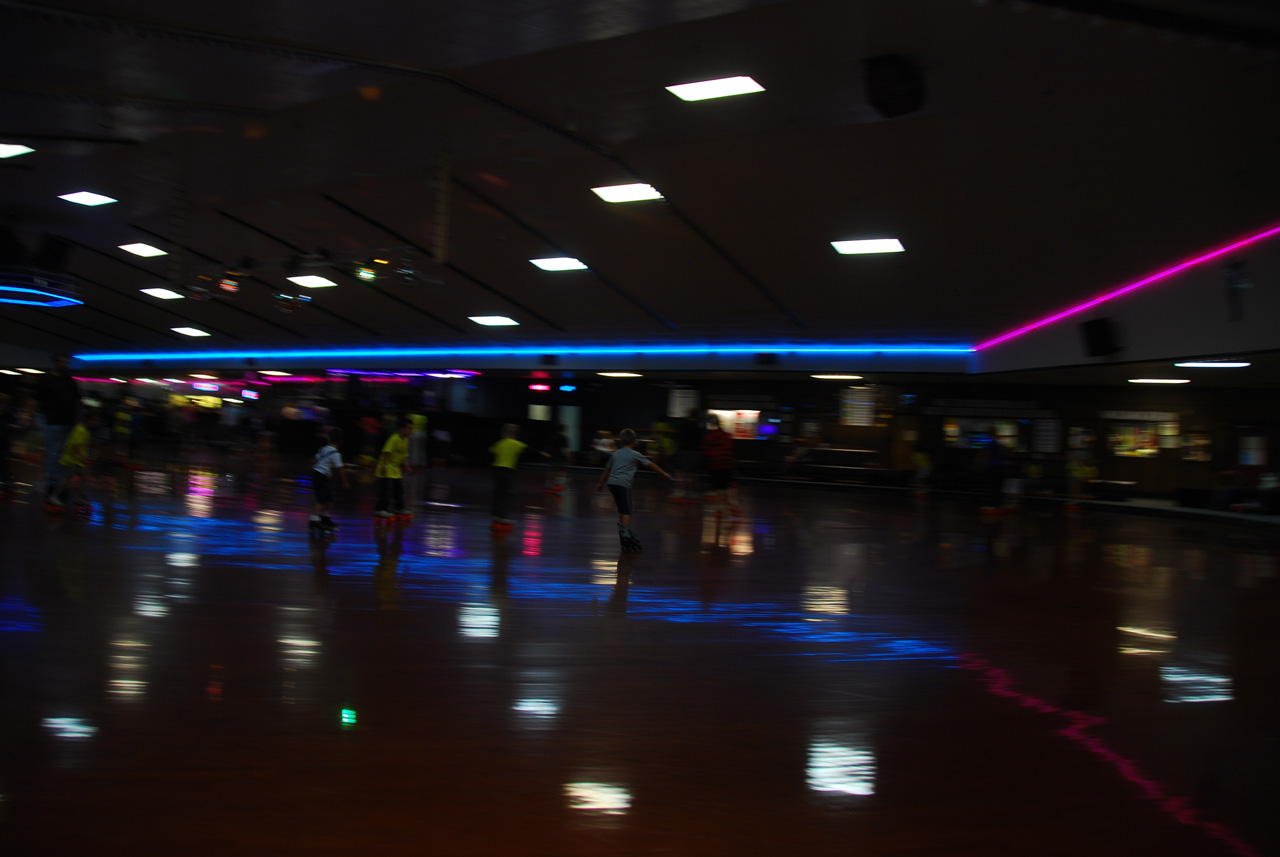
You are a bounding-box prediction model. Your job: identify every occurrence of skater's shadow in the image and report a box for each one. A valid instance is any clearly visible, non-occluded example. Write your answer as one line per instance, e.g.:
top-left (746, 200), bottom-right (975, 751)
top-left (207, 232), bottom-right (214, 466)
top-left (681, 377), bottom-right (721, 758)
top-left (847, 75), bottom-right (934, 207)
top-left (375, 525), bottom-right (404, 610)
top-left (605, 552), bottom-right (636, 618)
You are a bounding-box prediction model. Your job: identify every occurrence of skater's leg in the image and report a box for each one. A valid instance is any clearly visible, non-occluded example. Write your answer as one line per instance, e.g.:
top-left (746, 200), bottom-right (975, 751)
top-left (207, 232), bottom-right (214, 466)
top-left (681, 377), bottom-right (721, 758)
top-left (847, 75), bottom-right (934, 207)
top-left (391, 477), bottom-right (405, 514)
top-left (375, 477), bottom-right (392, 514)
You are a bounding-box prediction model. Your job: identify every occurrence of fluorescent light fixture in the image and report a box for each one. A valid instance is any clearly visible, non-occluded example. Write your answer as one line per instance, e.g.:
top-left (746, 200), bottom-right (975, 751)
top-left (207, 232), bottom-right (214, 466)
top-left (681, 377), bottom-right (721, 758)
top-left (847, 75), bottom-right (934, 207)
top-left (189, 374), bottom-right (217, 379)
top-left (259, 370), bottom-right (292, 376)
top-left (468, 316), bottom-right (519, 326)
top-left (163, 378), bottom-right (182, 383)
top-left (0, 369), bottom-right (20, 375)
top-left (530, 257), bottom-right (588, 271)
top-left (591, 183), bottom-right (663, 203)
top-left (1128, 378), bottom-right (1190, 384)
top-left (58, 191), bottom-right (117, 206)
top-left (171, 327), bottom-right (210, 337)
top-left (141, 288), bottom-right (184, 300)
top-left (666, 75), bottom-right (764, 101)
top-left (831, 238), bottom-right (905, 255)
top-left (976, 221), bottom-right (1280, 351)
top-left (119, 243), bottom-right (167, 258)
top-left (287, 275), bottom-right (337, 288)
top-left (17, 368), bottom-right (44, 374)
top-left (1173, 361), bottom-right (1251, 368)
top-left (599, 372), bottom-right (642, 377)
top-left (0, 144), bottom-right (35, 159)
top-left (222, 398), bottom-right (243, 404)
top-left (811, 374), bottom-right (863, 380)
top-left (76, 343), bottom-right (975, 362)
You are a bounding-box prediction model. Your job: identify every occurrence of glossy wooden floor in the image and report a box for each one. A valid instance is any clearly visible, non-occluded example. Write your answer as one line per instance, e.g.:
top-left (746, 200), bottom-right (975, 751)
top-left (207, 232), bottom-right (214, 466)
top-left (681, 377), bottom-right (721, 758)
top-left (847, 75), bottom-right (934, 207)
top-left (1, 463), bottom-right (1277, 856)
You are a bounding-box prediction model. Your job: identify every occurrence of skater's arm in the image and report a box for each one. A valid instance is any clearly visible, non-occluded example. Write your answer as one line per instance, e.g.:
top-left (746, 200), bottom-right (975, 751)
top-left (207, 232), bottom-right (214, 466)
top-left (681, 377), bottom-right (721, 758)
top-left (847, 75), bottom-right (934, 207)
top-left (649, 461), bottom-right (672, 480)
top-left (596, 461), bottom-right (611, 491)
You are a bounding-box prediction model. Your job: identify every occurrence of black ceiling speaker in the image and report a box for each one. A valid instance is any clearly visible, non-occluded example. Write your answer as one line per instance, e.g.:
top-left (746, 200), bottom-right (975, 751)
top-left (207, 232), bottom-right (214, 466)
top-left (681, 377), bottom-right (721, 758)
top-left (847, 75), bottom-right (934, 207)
top-left (1080, 317), bottom-right (1121, 357)
top-left (864, 54), bottom-right (927, 119)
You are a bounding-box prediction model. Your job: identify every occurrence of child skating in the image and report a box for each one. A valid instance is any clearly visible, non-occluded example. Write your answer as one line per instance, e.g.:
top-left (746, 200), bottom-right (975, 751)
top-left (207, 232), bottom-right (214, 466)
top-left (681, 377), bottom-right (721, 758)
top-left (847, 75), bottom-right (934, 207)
top-left (310, 428), bottom-right (350, 536)
top-left (49, 410), bottom-right (95, 515)
top-left (596, 428), bottom-right (671, 552)
top-left (374, 419), bottom-right (412, 523)
top-left (489, 423), bottom-right (549, 530)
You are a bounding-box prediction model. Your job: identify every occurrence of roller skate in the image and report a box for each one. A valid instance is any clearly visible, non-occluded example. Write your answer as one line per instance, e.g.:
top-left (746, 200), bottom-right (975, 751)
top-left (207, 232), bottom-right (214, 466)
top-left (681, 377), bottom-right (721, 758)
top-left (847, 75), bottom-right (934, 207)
top-left (373, 510), bottom-right (396, 528)
top-left (394, 509), bottom-right (413, 525)
top-left (310, 517), bottom-right (338, 538)
top-left (618, 525), bottom-right (643, 552)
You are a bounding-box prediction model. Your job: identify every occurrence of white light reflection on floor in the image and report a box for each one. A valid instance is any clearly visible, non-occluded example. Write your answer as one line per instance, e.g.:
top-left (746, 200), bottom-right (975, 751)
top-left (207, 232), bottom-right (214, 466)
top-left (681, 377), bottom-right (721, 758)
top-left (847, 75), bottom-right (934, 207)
top-left (802, 585), bottom-right (849, 616)
top-left (564, 782), bottom-right (631, 815)
top-left (808, 721), bottom-right (876, 796)
top-left (107, 637), bottom-right (149, 700)
top-left (1160, 664), bottom-right (1233, 703)
top-left (459, 602), bottom-right (500, 638)
top-left (42, 717), bottom-right (97, 739)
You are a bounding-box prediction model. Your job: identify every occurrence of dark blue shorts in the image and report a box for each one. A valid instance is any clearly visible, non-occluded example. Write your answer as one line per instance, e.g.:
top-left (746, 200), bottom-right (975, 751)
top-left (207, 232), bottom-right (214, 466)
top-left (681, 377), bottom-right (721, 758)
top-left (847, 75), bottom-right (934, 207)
top-left (608, 484), bottom-right (633, 515)
top-left (313, 471), bottom-right (333, 504)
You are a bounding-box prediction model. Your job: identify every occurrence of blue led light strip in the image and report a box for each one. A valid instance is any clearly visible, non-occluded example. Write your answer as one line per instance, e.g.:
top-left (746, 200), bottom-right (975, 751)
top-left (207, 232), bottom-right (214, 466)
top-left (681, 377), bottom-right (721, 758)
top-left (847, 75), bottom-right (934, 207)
top-left (0, 287), bottom-right (83, 308)
top-left (75, 344), bottom-right (974, 362)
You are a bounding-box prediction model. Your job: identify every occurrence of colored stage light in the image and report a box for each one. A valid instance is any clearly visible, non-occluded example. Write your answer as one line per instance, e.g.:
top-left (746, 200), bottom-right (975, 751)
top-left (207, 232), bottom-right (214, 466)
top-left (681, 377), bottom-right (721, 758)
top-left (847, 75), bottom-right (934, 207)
top-left (975, 221), bottom-right (1280, 351)
top-left (559, 385), bottom-right (576, 392)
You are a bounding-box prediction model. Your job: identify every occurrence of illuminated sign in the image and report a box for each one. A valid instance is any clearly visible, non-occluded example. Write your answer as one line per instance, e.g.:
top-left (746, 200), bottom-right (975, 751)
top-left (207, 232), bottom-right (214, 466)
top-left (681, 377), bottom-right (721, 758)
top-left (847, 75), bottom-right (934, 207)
top-left (192, 382), bottom-right (219, 392)
top-left (241, 389), bottom-right (260, 400)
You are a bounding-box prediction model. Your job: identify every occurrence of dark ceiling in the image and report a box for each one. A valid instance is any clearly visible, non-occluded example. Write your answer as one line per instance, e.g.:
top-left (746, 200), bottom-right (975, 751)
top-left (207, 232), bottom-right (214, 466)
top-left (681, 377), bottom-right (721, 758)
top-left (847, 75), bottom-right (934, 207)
top-left (2, 0), bottom-right (1279, 366)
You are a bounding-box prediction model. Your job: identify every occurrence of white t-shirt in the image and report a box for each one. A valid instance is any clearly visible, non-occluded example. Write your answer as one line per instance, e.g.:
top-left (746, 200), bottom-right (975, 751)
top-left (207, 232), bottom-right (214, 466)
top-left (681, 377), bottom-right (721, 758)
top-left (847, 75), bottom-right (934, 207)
top-left (314, 444), bottom-right (343, 476)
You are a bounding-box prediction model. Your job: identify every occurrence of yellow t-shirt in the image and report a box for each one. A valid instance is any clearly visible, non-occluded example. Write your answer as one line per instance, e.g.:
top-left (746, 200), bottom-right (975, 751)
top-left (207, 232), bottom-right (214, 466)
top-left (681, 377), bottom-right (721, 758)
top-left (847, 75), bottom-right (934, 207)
top-left (490, 437), bottom-right (526, 469)
top-left (377, 433), bottom-right (409, 479)
top-left (59, 424), bottom-right (90, 468)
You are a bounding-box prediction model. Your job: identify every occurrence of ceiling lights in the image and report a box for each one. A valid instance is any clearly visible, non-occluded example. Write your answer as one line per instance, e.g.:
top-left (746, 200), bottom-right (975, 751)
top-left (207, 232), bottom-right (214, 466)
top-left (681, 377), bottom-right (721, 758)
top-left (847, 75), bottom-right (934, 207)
top-left (811, 374), bottom-right (864, 380)
top-left (287, 275), bottom-right (337, 288)
top-left (119, 243), bottom-right (167, 257)
top-left (0, 144), bottom-right (35, 159)
top-left (1173, 361), bottom-right (1250, 368)
top-left (591, 183), bottom-right (663, 203)
top-left (259, 370), bottom-right (292, 376)
top-left (171, 327), bottom-right (210, 337)
top-left (17, 368), bottom-right (44, 374)
top-left (189, 374), bottom-right (217, 379)
top-left (468, 316), bottom-right (519, 326)
top-left (530, 257), bottom-right (588, 271)
top-left (665, 76), bottom-right (765, 101)
top-left (141, 287), bottom-right (184, 300)
top-left (1128, 378), bottom-right (1190, 384)
top-left (831, 238), bottom-right (905, 255)
top-left (58, 191), bottom-right (117, 206)
top-left (598, 372), bottom-right (642, 377)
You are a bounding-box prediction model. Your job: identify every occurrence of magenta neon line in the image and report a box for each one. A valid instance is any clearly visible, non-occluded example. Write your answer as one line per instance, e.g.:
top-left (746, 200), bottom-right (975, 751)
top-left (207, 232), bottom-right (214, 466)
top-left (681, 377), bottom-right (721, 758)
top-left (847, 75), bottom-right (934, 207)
top-left (974, 222), bottom-right (1280, 351)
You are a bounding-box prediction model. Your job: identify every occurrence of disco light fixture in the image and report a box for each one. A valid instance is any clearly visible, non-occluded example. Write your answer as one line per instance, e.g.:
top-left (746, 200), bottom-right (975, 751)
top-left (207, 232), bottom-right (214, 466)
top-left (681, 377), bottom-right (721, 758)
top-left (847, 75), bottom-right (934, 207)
top-left (58, 191), bottom-right (117, 206)
top-left (666, 76), bottom-right (764, 101)
top-left (831, 239), bottom-right (905, 255)
top-left (976, 221), bottom-right (1280, 351)
top-left (530, 257), bottom-right (588, 271)
top-left (0, 144), bottom-right (35, 159)
top-left (119, 243), bottom-right (167, 257)
top-left (75, 343), bottom-right (975, 362)
top-left (591, 183), bottom-right (663, 203)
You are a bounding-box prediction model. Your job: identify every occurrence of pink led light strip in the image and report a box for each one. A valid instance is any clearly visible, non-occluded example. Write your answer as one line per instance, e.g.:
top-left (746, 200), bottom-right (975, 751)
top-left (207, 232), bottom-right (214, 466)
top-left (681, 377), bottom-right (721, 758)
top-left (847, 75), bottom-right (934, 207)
top-left (974, 222), bottom-right (1280, 351)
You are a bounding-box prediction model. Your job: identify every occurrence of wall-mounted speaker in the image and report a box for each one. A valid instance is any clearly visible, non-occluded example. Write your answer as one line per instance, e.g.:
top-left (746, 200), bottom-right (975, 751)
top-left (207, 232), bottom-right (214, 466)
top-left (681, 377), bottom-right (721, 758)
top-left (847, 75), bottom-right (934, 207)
top-left (864, 54), bottom-right (927, 119)
top-left (1080, 317), bottom-right (1121, 357)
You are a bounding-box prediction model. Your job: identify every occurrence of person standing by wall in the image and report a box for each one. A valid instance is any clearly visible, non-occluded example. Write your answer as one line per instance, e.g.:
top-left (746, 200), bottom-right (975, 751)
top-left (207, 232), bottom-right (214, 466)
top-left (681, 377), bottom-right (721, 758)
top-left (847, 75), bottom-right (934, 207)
top-left (34, 354), bottom-right (81, 500)
top-left (700, 413), bottom-right (736, 507)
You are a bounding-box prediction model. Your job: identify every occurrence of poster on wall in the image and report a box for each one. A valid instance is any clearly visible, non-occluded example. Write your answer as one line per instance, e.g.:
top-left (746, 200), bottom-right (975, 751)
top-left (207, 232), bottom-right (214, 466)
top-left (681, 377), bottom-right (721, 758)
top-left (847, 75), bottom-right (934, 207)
top-left (668, 388), bottom-right (699, 419)
top-left (707, 409), bottom-right (760, 439)
top-left (839, 387), bottom-right (876, 427)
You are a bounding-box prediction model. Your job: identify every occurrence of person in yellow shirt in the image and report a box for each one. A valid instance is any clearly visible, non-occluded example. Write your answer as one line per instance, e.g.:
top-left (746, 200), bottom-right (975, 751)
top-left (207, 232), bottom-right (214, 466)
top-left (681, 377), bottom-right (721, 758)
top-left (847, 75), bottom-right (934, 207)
top-left (490, 423), bottom-right (547, 526)
top-left (51, 410), bottom-right (95, 509)
top-left (375, 420), bottom-right (412, 518)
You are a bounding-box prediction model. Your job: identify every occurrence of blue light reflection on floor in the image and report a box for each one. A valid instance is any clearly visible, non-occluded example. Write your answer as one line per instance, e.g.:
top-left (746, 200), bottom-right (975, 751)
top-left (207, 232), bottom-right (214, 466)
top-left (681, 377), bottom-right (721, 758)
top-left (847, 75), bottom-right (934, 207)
top-left (0, 595), bottom-right (43, 633)
top-left (116, 505), bottom-right (956, 664)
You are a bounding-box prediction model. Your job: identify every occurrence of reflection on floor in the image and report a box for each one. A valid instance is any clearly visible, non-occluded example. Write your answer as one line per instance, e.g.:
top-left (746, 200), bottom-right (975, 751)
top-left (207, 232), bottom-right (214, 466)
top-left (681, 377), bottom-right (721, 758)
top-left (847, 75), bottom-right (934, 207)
top-left (1, 464), bottom-right (1277, 856)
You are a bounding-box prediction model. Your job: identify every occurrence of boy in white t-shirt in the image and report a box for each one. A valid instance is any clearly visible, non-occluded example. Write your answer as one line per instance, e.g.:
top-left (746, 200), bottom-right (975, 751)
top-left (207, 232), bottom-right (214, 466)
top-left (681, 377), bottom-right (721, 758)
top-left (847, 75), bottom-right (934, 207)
top-left (311, 428), bottom-right (350, 533)
top-left (596, 428), bottom-right (671, 551)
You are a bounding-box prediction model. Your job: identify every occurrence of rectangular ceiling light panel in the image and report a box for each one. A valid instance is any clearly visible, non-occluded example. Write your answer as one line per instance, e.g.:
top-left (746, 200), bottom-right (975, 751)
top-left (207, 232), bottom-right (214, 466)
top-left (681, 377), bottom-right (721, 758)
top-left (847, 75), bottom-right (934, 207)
top-left (591, 183), bottom-right (663, 203)
top-left (468, 316), bottom-right (519, 326)
top-left (287, 275), bottom-right (337, 288)
top-left (666, 76), bottom-right (765, 101)
top-left (119, 243), bottom-right (167, 257)
top-left (1173, 362), bottom-right (1250, 368)
top-left (831, 239), bottom-right (905, 255)
top-left (0, 144), bottom-right (35, 159)
top-left (530, 257), bottom-right (588, 271)
top-left (171, 327), bottom-right (211, 337)
top-left (141, 288), bottom-right (185, 300)
top-left (58, 191), bottom-right (117, 206)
